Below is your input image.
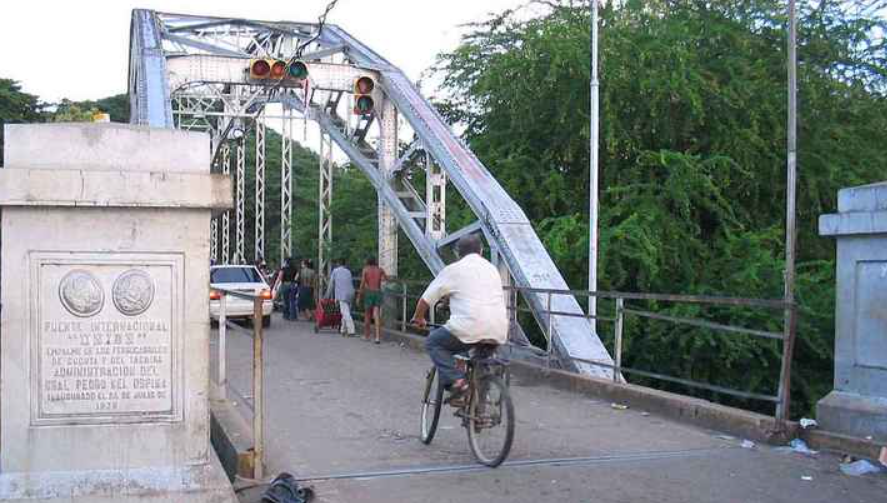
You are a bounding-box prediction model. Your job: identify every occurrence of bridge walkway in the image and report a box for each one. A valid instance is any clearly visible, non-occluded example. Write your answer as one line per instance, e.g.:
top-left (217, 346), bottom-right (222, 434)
top-left (213, 315), bottom-right (885, 503)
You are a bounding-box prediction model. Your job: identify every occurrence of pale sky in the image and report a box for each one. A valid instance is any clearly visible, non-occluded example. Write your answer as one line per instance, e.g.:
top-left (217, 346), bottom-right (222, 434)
top-left (0, 0), bottom-right (538, 103)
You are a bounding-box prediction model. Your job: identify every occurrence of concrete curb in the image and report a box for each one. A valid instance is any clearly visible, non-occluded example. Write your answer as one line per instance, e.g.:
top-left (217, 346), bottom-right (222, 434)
top-left (378, 326), bottom-right (887, 458)
top-left (802, 428), bottom-right (886, 461)
top-left (210, 385), bottom-right (256, 481)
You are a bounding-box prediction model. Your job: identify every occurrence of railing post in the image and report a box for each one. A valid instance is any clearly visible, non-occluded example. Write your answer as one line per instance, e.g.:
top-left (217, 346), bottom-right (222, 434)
top-left (252, 297), bottom-right (264, 480)
top-left (614, 297), bottom-right (624, 383)
top-left (218, 293), bottom-right (227, 398)
top-left (546, 292), bottom-right (553, 368)
top-left (512, 288), bottom-right (518, 332)
top-left (401, 283), bottom-right (408, 332)
top-left (776, 302), bottom-right (798, 430)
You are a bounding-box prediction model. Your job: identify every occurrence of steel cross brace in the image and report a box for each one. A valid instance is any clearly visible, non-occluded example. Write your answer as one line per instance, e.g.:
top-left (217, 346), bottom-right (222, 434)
top-left (283, 96), bottom-right (446, 273)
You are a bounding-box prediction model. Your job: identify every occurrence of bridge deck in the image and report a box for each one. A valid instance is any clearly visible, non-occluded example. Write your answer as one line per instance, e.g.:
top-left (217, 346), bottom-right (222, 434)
top-left (214, 316), bottom-right (884, 503)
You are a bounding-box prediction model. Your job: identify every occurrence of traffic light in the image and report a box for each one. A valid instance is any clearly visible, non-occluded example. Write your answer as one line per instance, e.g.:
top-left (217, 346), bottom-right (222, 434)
top-left (288, 61), bottom-right (309, 80)
top-left (250, 59), bottom-right (272, 79)
top-left (249, 59), bottom-right (309, 84)
top-left (270, 60), bottom-right (287, 79)
top-left (353, 76), bottom-right (375, 115)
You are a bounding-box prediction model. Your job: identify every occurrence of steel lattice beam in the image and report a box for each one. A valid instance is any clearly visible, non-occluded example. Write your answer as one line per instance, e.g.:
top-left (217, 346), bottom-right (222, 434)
top-left (318, 132), bottom-right (333, 291)
top-left (281, 105), bottom-right (293, 265)
top-left (378, 97), bottom-right (399, 277)
top-left (221, 143), bottom-right (231, 264)
top-left (235, 140), bottom-right (246, 265)
top-left (255, 118), bottom-right (266, 262)
top-left (425, 150), bottom-right (446, 240)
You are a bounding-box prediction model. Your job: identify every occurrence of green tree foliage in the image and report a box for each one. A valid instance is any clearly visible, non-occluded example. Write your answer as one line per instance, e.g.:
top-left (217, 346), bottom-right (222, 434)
top-left (48, 94), bottom-right (130, 123)
top-left (51, 99), bottom-right (102, 123)
top-left (0, 79), bottom-right (43, 166)
top-left (433, 0), bottom-right (887, 416)
top-left (64, 94), bottom-right (130, 123)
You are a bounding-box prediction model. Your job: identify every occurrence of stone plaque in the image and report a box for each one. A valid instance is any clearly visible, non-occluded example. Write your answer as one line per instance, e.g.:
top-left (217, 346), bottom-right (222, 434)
top-left (855, 261), bottom-right (887, 370)
top-left (31, 253), bottom-right (183, 425)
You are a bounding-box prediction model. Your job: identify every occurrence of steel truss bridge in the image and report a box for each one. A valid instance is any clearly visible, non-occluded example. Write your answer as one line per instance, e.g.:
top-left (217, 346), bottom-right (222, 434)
top-left (128, 9), bottom-right (612, 376)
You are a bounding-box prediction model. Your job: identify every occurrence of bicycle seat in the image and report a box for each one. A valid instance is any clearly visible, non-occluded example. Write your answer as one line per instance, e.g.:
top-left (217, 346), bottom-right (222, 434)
top-left (471, 340), bottom-right (501, 359)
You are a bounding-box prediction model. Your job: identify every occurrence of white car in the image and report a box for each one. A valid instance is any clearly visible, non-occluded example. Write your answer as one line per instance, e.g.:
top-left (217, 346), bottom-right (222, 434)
top-left (209, 265), bottom-right (274, 327)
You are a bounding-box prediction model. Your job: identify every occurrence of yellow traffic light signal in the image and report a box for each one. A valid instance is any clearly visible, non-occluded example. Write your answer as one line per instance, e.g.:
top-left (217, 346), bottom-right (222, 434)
top-left (269, 60), bottom-right (287, 79)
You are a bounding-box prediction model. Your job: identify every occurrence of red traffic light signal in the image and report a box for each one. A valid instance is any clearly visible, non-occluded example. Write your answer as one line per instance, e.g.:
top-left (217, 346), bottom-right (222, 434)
top-left (250, 59), bottom-right (272, 79)
top-left (353, 76), bottom-right (376, 115)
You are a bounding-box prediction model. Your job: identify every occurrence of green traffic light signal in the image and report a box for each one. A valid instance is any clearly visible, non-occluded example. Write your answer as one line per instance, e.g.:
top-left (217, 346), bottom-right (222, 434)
top-left (288, 61), bottom-right (309, 80)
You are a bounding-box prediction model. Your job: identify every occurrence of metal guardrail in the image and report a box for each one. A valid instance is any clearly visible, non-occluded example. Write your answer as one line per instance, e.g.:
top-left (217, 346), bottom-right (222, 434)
top-left (379, 280), bottom-right (797, 432)
top-left (211, 287), bottom-right (265, 480)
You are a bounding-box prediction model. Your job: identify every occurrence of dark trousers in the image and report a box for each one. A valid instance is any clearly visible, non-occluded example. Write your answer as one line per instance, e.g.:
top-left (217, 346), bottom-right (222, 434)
top-left (281, 283), bottom-right (298, 320)
top-left (426, 326), bottom-right (471, 387)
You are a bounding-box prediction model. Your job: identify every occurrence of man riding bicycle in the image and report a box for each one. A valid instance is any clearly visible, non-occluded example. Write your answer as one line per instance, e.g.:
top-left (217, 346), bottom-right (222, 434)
top-left (411, 234), bottom-right (508, 404)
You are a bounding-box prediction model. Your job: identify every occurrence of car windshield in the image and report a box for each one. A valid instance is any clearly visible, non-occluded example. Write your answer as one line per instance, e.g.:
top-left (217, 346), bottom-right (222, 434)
top-left (211, 267), bottom-right (263, 284)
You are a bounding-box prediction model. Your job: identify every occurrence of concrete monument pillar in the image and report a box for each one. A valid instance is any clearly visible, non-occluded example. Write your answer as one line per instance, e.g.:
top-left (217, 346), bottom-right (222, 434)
top-left (0, 123), bottom-right (237, 502)
top-left (818, 181), bottom-right (887, 442)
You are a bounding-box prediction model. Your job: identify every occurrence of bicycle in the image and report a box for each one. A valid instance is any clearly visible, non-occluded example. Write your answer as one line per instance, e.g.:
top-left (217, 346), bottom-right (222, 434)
top-left (419, 325), bottom-right (515, 467)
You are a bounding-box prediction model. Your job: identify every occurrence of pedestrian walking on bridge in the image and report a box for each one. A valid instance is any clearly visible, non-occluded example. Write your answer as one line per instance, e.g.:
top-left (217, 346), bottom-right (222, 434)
top-left (298, 259), bottom-right (317, 321)
top-left (277, 257), bottom-right (299, 321)
top-left (326, 258), bottom-right (356, 336)
top-left (357, 256), bottom-right (387, 344)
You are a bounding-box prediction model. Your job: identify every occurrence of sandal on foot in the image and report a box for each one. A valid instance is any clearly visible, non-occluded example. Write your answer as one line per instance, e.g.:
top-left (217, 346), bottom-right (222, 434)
top-left (445, 380), bottom-right (469, 407)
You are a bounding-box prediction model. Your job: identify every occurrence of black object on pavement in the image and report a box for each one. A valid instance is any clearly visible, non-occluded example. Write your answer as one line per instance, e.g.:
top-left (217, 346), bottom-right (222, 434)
top-left (261, 472), bottom-right (314, 503)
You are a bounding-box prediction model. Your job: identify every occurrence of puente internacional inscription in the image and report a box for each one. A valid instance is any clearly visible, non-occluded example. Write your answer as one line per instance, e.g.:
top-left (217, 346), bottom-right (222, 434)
top-left (33, 254), bottom-right (182, 425)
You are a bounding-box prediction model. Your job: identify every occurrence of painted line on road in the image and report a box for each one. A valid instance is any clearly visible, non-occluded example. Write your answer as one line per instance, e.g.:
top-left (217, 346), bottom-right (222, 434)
top-left (291, 446), bottom-right (732, 482)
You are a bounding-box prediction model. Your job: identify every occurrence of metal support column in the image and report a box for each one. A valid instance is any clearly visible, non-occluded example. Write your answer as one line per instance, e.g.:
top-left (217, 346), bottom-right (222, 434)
top-left (210, 217), bottom-right (219, 263)
top-left (425, 149), bottom-right (446, 240)
top-left (221, 143), bottom-right (231, 264)
top-left (254, 118), bottom-right (266, 263)
top-left (318, 132), bottom-right (333, 292)
top-left (378, 97), bottom-right (399, 277)
top-left (281, 104), bottom-right (294, 265)
top-left (235, 139), bottom-right (246, 264)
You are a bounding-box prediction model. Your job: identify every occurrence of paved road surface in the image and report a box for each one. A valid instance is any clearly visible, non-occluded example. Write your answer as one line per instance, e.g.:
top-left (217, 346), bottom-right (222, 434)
top-left (212, 315), bottom-right (886, 502)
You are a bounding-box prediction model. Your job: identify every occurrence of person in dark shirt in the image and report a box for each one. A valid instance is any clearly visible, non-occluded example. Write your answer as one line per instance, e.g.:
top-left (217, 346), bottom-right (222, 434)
top-left (277, 258), bottom-right (299, 320)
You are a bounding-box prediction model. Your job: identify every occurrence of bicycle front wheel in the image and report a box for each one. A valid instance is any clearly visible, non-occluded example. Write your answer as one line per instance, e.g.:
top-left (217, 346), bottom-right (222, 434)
top-left (467, 374), bottom-right (514, 467)
top-left (420, 366), bottom-right (444, 444)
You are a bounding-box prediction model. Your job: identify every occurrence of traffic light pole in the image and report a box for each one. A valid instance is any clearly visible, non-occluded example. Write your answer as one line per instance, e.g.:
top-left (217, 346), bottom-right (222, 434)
top-left (588, 0), bottom-right (600, 332)
top-left (777, 0), bottom-right (799, 424)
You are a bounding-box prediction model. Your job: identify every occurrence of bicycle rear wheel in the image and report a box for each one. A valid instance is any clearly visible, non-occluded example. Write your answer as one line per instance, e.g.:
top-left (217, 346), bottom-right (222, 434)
top-left (420, 367), bottom-right (444, 444)
top-left (467, 374), bottom-right (514, 467)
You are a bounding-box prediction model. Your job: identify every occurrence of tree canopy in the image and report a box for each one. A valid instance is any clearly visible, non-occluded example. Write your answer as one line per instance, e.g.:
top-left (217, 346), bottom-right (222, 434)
top-left (433, 0), bottom-right (887, 416)
top-left (0, 79), bottom-right (43, 166)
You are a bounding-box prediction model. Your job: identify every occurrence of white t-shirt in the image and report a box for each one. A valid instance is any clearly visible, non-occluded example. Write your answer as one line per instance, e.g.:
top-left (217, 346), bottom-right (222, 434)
top-left (421, 254), bottom-right (508, 344)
